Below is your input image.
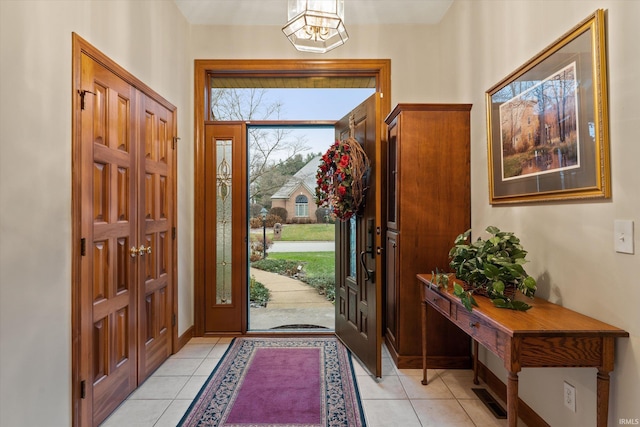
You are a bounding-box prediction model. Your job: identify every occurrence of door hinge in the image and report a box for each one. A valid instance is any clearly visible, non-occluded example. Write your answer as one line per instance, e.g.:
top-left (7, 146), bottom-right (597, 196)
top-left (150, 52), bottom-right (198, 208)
top-left (172, 313), bottom-right (176, 327)
top-left (78, 89), bottom-right (96, 111)
top-left (80, 238), bottom-right (86, 256)
top-left (172, 227), bottom-right (176, 240)
top-left (172, 137), bottom-right (180, 149)
top-left (80, 380), bottom-right (86, 399)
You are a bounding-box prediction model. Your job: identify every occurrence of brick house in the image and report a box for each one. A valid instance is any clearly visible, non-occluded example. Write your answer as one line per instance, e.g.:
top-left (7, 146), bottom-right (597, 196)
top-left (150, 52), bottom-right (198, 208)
top-left (271, 156), bottom-right (322, 223)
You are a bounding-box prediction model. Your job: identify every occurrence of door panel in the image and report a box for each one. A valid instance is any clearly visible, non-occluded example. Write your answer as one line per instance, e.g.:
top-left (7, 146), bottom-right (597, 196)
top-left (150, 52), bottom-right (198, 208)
top-left (80, 53), bottom-right (138, 426)
top-left (335, 94), bottom-right (383, 377)
top-left (137, 95), bottom-right (174, 381)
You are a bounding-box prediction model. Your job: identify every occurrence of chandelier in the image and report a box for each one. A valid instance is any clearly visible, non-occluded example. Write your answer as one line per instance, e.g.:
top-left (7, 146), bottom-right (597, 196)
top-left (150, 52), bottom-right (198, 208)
top-left (282, 0), bottom-right (349, 53)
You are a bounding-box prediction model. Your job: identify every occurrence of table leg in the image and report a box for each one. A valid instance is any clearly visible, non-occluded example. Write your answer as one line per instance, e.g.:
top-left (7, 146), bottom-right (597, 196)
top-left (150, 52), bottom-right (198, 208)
top-left (421, 300), bottom-right (428, 385)
top-left (597, 368), bottom-right (611, 427)
top-left (472, 340), bottom-right (479, 385)
top-left (507, 371), bottom-right (519, 427)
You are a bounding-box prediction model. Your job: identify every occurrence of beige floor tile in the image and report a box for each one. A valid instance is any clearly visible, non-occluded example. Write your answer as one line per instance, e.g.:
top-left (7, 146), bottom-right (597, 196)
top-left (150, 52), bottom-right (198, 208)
top-left (355, 374), bottom-right (409, 400)
top-left (458, 398), bottom-right (511, 427)
top-left (399, 375), bottom-right (455, 399)
top-left (440, 369), bottom-right (486, 400)
top-left (99, 399), bottom-right (172, 427)
top-left (207, 342), bottom-right (231, 358)
top-left (153, 357), bottom-right (203, 376)
top-left (396, 367), bottom-right (426, 377)
top-left (153, 399), bottom-right (193, 427)
top-left (361, 399), bottom-right (422, 427)
top-left (193, 357), bottom-right (220, 376)
top-left (176, 375), bottom-right (209, 400)
top-left (187, 337), bottom-right (220, 344)
top-left (351, 354), bottom-right (397, 377)
top-left (172, 343), bottom-right (215, 358)
top-left (411, 399), bottom-right (476, 427)
top-left (129, 376), bottom-right (190, 400)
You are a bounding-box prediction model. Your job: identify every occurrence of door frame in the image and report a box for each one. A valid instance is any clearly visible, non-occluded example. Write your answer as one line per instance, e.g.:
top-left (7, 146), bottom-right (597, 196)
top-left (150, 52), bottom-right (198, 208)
top-left (71, 33), bottom-right (179, 427)
top-left (193, 59), bottom-right (391, 336)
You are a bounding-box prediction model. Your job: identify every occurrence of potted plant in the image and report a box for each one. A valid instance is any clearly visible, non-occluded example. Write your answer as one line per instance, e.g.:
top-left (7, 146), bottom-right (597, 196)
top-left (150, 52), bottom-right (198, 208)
top-left (436, 226), bottom-right (537, 312)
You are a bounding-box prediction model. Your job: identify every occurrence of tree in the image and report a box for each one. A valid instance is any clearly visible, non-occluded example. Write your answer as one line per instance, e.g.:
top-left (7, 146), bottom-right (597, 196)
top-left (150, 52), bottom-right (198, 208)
top-left (211, 88), bottom-right (311, 204)
top-left (252, 152), bottom-right (320, 207)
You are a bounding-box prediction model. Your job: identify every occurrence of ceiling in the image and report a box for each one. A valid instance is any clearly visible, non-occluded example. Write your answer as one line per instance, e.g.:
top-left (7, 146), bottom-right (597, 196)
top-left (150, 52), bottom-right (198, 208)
top-left (173, 0), bottom-right (454, 26)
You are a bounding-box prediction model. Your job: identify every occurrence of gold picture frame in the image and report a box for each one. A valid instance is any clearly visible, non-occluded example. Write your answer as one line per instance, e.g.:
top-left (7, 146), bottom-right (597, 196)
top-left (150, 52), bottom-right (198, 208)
top-left (486, 9), bottom-right (610, 204)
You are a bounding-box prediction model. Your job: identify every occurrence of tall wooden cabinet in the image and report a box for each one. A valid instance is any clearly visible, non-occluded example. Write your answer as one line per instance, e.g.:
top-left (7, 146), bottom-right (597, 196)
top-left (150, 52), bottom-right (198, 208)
top-left (384, 104), bottom-right (472, 369)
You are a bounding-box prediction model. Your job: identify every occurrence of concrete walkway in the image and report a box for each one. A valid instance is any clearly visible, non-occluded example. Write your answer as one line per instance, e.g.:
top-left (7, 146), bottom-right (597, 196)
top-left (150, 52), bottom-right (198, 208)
top-left (269, 240), bottom-right (335, 253)
top-left (249, 268), bottom-right (335, 330)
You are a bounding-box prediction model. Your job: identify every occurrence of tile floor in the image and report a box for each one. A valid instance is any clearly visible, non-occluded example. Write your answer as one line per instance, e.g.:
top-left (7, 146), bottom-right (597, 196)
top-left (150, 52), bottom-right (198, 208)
top-left (100, 337), bottom-right (527, 427)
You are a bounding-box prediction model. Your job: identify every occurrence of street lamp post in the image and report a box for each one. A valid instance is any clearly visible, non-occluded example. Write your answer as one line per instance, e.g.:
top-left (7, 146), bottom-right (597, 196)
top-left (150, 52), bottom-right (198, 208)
top-left (260, 207), bottom-right (268, 259)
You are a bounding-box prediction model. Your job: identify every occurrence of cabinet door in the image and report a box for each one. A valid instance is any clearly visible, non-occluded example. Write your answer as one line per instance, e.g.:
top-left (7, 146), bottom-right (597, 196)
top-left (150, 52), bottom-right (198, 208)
top-left (387, 120), bottom-right (399, 229)
top-left (385, 231), bottom-right (398, 350)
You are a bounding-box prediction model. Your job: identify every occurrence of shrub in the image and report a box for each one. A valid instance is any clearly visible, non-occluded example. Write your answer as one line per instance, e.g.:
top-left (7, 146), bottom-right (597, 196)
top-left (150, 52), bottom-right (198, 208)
top-left (270, 207), bottom-right (288, 223)
top-left (250, 234), bottom-right (273, 259)
top-left (304, 274), bottom-right (335, 302)
top-left (265, 214), bottom-right (282, 228)
top-left (251, 258), bottom-right (300, 274)
top-left (249, 275), bottom-right (270, 307)
top-left (315, 207), bottom-right (334, 224)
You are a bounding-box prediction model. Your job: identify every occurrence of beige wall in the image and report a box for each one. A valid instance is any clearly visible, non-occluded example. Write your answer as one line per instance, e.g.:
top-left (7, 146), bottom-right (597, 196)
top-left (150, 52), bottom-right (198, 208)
top-left (0, 1), bottom-right (637, 426)
top-left (437, 1), bottom-right (639, 426)
top-left (0, 1), bottom-right (193, 426)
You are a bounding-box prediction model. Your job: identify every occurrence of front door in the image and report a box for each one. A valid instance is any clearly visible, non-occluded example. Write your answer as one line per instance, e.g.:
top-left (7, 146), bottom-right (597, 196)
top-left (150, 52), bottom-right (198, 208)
top-left (334, 94), bottom-right (383, 377)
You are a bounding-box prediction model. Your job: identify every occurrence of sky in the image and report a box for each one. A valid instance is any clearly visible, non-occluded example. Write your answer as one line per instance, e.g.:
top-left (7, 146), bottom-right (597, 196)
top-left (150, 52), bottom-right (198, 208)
top-left (249, 88), bottom-right (375, 160)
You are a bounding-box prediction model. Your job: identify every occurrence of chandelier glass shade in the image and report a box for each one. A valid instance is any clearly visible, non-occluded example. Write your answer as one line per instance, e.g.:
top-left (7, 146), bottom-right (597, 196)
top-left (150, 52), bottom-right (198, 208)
top-left (282, 0), bottom-right (349, 53)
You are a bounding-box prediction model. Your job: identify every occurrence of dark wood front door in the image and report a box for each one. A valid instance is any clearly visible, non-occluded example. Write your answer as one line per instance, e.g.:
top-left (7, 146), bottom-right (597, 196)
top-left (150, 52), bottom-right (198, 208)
top-left (334, 94), bottom-right (383, 377)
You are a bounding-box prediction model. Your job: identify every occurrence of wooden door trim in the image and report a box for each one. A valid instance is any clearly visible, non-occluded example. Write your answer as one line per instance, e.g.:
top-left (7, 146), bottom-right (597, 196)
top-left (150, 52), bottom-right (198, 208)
top-left (193, 59), bottom-right (391, 336)
top-left (71, 33), bottom-right (178, 427)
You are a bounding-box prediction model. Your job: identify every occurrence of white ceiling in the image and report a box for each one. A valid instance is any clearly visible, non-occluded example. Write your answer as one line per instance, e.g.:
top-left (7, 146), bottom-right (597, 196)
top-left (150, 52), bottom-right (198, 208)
top-left (173, 0), bottom-right (454, 26)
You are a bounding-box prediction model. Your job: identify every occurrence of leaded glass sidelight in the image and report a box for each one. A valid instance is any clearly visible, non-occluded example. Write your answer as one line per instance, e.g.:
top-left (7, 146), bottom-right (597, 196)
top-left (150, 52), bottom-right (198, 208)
top-left (216, 139), bottom-right (233, 304)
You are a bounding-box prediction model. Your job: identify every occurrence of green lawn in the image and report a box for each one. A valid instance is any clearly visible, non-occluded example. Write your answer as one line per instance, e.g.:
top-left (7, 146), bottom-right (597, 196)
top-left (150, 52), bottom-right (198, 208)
top-left (278, 223), bottom-right (335, 241)
top-left (266, 251), bottom-right (335, 276)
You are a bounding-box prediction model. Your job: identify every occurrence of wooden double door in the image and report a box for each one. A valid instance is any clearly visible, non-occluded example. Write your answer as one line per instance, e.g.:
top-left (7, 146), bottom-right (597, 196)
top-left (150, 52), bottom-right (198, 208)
top-left (73, 36), bottom-right (177, 427)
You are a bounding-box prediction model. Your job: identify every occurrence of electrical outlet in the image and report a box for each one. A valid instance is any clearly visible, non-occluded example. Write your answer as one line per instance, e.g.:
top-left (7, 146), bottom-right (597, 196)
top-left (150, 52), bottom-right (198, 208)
top-left (564, 381), bottom-right (576, 412)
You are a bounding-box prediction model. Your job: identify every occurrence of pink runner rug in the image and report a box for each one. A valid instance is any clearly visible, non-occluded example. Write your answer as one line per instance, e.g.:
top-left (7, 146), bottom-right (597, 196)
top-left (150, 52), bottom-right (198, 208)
top-left (178, 337), bottom-right (366, 426)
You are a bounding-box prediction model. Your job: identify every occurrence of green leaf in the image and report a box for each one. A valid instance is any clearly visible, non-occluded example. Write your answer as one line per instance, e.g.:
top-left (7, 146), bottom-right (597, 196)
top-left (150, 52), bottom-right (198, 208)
top-left (492, 280), bottom-right (505, 294)
top-left (491, 298), bottom-right (510, 308)
top-left (509, 300), bottom-right (532, 311)
top-left (483, 263), bottom-right (500, 279)
top-left (486, 225), bottom-right (500, 235)
top-left (453, 283), bottom-right (465, 296)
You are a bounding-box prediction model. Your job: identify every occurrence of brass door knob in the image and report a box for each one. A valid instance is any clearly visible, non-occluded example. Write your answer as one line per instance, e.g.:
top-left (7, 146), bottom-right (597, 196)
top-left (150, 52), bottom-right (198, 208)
top-left (130, 246), bottom-right (139, 258)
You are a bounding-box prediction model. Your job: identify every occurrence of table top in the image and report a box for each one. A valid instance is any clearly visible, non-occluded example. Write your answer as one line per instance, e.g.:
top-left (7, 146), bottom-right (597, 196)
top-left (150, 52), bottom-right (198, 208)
top-left (417, 274), bottom-right (629, 338)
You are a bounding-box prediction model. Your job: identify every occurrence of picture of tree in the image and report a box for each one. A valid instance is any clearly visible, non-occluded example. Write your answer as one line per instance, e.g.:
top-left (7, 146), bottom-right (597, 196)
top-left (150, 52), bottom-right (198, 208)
top-left (498, 62), bottom-right (579, 180)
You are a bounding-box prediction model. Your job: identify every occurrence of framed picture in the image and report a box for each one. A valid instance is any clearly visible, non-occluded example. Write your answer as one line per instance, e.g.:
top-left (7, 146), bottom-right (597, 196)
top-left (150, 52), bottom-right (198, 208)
top-left (486, 10), bottom-right (610, 204)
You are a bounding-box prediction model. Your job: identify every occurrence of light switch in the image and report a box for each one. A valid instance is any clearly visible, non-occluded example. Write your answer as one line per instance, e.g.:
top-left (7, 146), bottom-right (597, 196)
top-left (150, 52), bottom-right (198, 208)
top-left (614, 220), bottom-right (634, 254)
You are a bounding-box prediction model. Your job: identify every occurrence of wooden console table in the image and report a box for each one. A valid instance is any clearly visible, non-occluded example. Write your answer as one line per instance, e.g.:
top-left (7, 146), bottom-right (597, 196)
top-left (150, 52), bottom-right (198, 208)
top-left (417, 274), bottom-right (628, 427)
